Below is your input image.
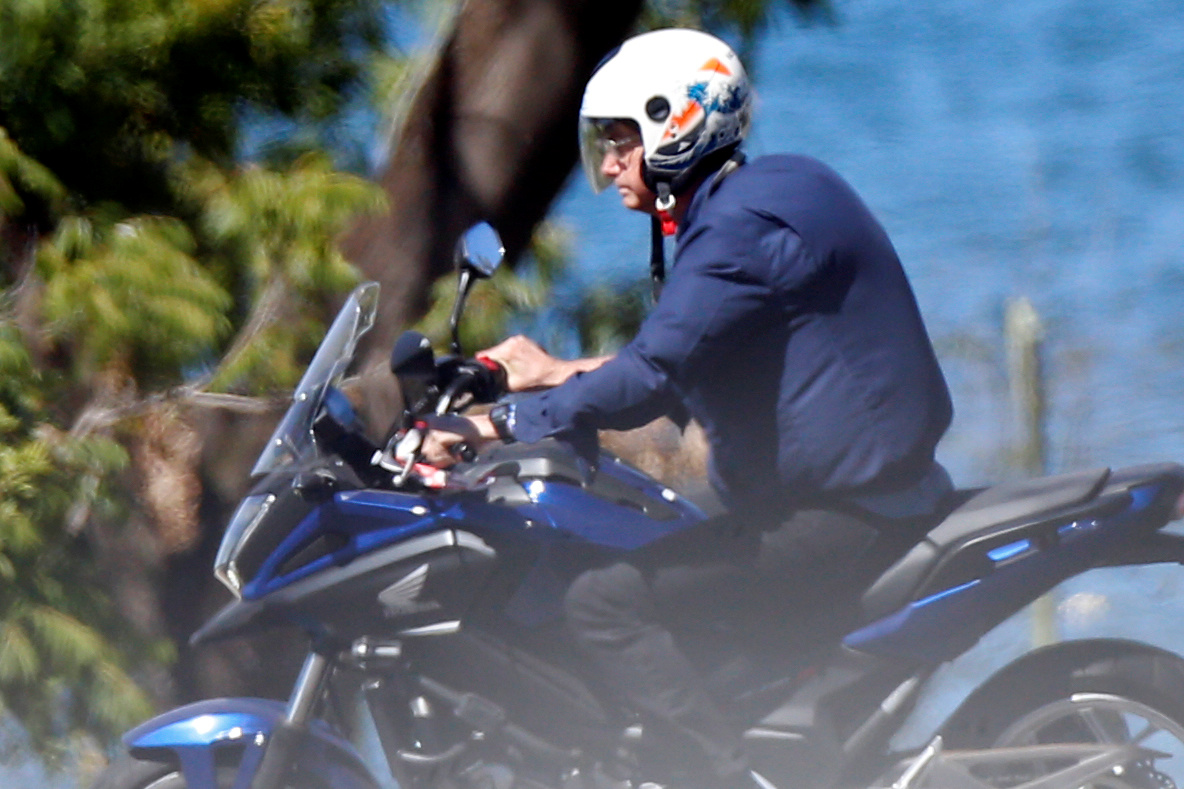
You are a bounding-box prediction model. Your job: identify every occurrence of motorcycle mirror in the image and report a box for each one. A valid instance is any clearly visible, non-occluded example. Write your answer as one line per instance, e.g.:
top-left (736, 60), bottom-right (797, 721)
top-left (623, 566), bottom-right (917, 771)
top-left (449, 222), bottom-right (504, 355)
top-left (456, 222), bottom-right (504, 278)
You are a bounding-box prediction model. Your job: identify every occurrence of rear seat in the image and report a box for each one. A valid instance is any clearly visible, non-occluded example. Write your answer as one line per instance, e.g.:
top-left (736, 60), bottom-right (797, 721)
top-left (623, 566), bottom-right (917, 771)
top-left (860, 467), bottom-right (1111, 621)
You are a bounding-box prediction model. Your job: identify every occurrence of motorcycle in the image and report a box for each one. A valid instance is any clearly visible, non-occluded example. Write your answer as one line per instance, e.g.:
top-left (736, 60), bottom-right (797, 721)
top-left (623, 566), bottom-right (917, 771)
top-left (94, 223), bottom-right (1184, 789)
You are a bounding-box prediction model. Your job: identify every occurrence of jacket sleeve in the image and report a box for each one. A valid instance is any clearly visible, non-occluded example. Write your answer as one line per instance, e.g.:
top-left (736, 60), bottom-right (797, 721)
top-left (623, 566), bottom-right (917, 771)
top-left (508, 208), bottom-right (813, 444)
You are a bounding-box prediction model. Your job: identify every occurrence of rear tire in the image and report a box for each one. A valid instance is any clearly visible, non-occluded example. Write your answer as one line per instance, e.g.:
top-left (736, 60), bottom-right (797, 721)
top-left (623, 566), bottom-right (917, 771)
top-left (940, 639), bottom-right (1184, 788)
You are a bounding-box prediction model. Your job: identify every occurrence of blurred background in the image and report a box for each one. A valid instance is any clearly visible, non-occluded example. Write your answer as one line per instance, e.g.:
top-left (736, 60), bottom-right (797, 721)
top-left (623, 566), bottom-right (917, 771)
top-left (3, 0), bottom-right (1184, 784)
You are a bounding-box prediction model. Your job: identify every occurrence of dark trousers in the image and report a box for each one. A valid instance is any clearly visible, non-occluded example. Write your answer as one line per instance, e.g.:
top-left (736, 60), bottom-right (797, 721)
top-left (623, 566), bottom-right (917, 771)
top-left (563, 507), bottom-right (926, 783)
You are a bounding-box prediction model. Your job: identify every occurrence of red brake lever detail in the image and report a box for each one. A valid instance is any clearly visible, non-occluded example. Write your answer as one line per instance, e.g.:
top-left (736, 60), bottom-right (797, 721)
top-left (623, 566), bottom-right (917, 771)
top-left (413, 463), bottom-right (448, 489)
top-left (475, 354), bottom-right (500, 373)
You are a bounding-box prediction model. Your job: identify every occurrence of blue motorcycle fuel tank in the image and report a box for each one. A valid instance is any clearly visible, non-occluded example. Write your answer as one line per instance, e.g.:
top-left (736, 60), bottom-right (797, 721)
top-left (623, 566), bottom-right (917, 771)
top-left (451, 440), bottom-right (705, 551)
top-left (197, 441), bottom-right (703, 644)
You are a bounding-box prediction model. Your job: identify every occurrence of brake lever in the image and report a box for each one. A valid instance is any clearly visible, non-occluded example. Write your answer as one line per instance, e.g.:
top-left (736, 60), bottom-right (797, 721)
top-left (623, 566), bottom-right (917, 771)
top-left (371, 425), bottom-right (428, 486)
top-left (436, 359), bottom-right (506, 416)
top-left (436, 373), bottom-right (473, 416)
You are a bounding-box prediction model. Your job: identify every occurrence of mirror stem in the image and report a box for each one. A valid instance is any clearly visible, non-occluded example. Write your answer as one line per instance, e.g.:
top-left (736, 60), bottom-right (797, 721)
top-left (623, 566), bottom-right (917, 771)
top-left (450, 267), bottom-right (475, 356)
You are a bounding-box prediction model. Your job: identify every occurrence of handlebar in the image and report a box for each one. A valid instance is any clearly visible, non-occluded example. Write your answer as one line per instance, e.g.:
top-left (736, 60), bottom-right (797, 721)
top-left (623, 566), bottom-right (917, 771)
top-left (433, 355), bottom-right (506, 412)
top-left (436, 358), bottom-right (505, 464)
top-left (375, 351), bottom-right (509, 486)
top-left (452, 442), bottom-right (478, 463)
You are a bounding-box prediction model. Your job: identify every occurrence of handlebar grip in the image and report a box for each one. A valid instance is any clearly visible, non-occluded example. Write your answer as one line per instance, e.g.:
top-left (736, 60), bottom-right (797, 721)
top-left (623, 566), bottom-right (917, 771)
top-left (452, 442), bottom-right (477, 463)
top-left (475, 354), bottom-right (508, 396)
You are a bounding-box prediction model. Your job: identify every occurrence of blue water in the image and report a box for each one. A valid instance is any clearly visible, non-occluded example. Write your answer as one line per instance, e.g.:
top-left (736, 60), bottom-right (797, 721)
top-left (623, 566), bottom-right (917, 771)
top-left (553, 0), bottom-right (1184, 486)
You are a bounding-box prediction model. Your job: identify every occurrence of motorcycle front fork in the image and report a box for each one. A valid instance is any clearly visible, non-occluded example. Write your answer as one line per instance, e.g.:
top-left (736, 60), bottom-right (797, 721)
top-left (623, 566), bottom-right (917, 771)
top-left (250, 650), bottom-right (335, 789)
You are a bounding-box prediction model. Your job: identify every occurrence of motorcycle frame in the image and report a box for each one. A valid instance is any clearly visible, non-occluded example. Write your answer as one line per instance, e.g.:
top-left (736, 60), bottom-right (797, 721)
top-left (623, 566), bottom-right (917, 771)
top-left (123, 487), bottom-right (1184, 789)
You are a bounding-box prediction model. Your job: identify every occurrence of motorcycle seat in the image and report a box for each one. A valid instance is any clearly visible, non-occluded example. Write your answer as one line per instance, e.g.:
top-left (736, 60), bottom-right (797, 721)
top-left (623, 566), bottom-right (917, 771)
top-left (860, 467), bottom-right (1111, 621)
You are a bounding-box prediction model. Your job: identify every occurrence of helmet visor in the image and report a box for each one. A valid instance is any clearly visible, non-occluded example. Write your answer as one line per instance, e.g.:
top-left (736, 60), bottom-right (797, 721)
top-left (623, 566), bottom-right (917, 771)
top-left (578, 118), bottom-right (642, 194)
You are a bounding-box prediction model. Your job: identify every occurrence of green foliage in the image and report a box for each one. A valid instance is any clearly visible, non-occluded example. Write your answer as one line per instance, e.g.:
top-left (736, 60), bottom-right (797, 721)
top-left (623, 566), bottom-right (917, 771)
top-left (0, 0), bottom-right (393, 394)
top-left (0, 321), bottom-right (158, 763)
top-left (0, 0), bottom-right (388, 209)
top-left (38, 215), bottom-right (233, 381)
top-left (197, 153), bottom-right (387, 392)
top-left (0, 128), bottom-right (66, 228)
top-left (570, 280), bottom-right (649, 358)
top-left (200, 155), bottom-right (384, 291)
top-left (0, 0), bottom-right (393, 764)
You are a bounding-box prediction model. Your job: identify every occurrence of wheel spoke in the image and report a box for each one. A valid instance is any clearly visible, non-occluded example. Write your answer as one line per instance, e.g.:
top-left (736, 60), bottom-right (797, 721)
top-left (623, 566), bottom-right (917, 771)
top-left (1078, 706), bottom-right (1121, 743)
top-left (982, 691), bottom-right (1184, 789)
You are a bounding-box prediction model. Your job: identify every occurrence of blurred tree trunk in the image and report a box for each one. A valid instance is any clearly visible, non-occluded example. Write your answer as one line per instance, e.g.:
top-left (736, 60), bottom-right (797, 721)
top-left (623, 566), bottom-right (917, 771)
top-left (344, 0), bottom-right (643, 355)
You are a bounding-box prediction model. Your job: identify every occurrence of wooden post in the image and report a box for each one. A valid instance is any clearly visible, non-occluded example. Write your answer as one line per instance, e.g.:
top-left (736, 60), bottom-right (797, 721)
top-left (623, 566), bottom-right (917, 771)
top-left (1004, 297), bottom-right (1057, 647)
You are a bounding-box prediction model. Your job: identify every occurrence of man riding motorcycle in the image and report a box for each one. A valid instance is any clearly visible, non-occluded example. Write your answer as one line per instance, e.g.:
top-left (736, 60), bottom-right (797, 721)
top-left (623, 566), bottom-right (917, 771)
top-left (419, 28), bottom-right (955, 789)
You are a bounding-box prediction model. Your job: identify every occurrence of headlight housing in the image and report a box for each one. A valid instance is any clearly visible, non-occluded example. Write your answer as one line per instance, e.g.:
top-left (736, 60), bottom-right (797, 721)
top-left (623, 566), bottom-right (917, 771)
top-left (213, 493), bottom-right (276, 597)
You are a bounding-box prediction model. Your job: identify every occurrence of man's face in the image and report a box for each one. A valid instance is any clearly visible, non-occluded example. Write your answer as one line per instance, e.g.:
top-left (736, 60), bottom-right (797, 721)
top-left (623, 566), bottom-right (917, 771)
top-left (598, 121), bottom-right (656, 214)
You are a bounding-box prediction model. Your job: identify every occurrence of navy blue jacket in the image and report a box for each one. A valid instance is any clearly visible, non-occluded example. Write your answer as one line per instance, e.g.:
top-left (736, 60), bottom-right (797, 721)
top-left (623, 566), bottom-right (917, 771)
top-left (507, 154), bottom-right (952, 516)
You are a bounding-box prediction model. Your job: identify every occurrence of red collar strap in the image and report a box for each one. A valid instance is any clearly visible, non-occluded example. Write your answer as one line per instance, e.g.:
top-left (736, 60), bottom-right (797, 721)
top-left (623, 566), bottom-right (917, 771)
top-left (655, 190), bottom-right (677, 236)
top-left (658, 209), bottom-right (677, 236)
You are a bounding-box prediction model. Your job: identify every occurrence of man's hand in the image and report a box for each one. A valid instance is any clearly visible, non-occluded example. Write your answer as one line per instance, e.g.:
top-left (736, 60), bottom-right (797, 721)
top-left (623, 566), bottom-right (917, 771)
top-left (416, 414), bottom-right (499, 468)
top-left (480, 335), bottom-right (612, 392)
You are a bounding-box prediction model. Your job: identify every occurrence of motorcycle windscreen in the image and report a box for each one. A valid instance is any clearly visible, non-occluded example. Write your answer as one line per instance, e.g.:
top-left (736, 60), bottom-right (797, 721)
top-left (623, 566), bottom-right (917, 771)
top-left (252, 283), bottom-right (379, 477)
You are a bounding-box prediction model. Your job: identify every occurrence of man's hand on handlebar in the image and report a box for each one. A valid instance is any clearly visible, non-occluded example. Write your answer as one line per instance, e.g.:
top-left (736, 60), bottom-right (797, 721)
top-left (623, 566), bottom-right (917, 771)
top-left (480, 336), bottom-right (613, 392)
top-left (416, 414), bottom-right (499, 468)
top-left (401, 337), bottom-right (614, 471)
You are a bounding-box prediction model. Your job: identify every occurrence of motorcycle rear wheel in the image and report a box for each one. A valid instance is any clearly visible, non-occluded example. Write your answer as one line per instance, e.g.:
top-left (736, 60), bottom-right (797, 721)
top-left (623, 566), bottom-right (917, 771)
top-left (940, 640), bottom-right (1184, 789)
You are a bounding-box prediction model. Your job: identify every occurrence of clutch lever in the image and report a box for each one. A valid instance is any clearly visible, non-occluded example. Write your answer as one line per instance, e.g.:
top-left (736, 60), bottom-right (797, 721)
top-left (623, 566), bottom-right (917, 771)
top-left (393, 428), bottom-right (426, 485)
top-left (376, 359), bottom-right (492, 481)
top-left (376, 423), bottom-right (473, 487)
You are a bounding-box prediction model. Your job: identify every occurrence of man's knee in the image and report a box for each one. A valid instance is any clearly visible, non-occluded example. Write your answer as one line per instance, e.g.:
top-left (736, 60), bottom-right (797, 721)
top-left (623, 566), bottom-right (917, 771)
top-left (564, 563), bottom-right (649, 634)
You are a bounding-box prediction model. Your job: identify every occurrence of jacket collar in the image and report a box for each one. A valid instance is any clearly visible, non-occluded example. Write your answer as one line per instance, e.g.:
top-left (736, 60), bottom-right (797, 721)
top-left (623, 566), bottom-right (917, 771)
top-left (676, 151), bottom-right (747, 240)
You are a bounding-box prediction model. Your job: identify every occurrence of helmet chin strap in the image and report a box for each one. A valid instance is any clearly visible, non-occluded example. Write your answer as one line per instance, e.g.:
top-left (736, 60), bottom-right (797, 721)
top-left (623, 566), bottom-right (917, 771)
top-left (649, 214), bottom-right (666, 302)
top-left (644, 150), bottom-right (746, 303)
top-left (650, 181), bottom-right (676, 301)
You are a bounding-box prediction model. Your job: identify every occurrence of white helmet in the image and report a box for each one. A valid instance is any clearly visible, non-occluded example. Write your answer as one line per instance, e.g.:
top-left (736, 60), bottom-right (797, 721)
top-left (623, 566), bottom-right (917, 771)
top-left (579, 28), bottom-right (752, 194)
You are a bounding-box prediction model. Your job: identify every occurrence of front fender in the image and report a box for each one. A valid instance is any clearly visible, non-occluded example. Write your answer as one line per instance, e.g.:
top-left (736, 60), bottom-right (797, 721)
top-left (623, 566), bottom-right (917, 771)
top-left (125, 697), bottom-right (376, 789)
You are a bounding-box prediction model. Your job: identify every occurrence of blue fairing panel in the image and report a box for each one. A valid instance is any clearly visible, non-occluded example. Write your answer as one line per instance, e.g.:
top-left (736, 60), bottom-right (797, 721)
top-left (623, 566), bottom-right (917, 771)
top-left (125, 697), bottom-right (374, 789)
